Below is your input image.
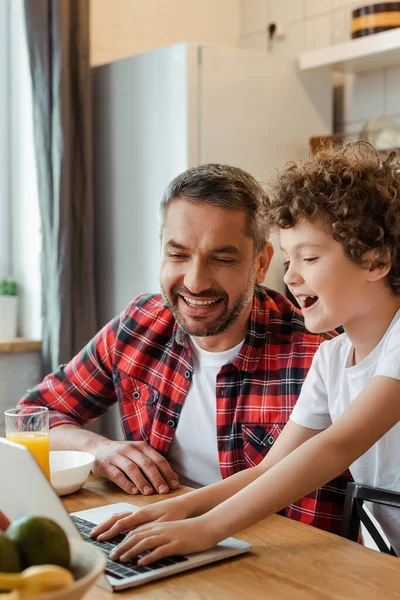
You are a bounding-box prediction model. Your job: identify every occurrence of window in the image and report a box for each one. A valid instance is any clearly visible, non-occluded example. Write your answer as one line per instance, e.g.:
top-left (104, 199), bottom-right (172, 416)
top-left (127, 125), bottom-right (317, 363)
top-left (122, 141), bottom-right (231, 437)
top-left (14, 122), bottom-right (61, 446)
top-left (1, 0), bottom-right (41, 339)
top-left (0, 0), bottom-right (10, 277)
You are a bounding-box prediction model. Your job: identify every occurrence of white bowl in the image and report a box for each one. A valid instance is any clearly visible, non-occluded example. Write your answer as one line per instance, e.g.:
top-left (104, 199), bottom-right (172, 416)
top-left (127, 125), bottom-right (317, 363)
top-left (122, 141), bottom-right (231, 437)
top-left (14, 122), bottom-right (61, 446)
top-left (50, 451), bottom-right (95, 496)
top-left (28, 537), bottom-right (106, 600)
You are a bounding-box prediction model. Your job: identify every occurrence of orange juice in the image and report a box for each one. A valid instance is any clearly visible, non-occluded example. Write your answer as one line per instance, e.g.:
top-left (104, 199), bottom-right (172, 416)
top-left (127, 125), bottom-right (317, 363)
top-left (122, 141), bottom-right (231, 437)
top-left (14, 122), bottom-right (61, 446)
top-left (6, 431), bottom-right (50, 480)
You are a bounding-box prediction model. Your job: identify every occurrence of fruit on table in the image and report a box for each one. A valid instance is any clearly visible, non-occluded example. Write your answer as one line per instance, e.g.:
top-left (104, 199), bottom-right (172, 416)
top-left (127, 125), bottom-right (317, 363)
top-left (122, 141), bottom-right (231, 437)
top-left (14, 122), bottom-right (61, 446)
top-left (6, 517), bottom-right (70, 569)
top-left (0, 511), bottom-right (10, 533)
top-left (0, 564), bottom-right (74, 595)
top-left (0, 534), bottom-right (21, 573)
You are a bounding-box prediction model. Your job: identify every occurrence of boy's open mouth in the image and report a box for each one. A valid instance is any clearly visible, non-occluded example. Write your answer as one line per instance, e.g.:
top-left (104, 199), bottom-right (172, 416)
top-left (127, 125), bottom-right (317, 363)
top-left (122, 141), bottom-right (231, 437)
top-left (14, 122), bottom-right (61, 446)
top-left (296, 295), bottom-right (318, 309)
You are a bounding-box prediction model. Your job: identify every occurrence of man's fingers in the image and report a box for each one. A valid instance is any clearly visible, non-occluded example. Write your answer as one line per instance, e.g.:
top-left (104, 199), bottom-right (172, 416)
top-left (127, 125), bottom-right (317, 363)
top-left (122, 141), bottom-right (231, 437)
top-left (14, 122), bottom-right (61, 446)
top-left (94, 441), bottom-right (179, 495)
top-left (118, 456), bottom-right (156, 495)
top-left (102, 464), bottom-right (141, 495)
top-left (121, 450), bottom-right (169, 494)
top-left (138, 446), bottom-right (180, 491)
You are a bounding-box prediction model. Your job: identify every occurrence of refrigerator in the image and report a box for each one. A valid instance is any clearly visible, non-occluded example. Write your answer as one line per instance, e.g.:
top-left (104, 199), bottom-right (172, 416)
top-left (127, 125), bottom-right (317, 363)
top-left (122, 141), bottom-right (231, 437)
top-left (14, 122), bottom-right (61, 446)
top-left (93, 42), bottom-right (332, 328)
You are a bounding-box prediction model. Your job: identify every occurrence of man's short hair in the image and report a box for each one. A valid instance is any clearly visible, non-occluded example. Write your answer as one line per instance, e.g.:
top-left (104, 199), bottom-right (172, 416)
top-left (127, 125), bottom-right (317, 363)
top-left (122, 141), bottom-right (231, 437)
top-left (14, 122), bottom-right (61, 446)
top-left (159, 164), bottom-right (270, 252)
top-left (268, 141), bottom-right (400, 295)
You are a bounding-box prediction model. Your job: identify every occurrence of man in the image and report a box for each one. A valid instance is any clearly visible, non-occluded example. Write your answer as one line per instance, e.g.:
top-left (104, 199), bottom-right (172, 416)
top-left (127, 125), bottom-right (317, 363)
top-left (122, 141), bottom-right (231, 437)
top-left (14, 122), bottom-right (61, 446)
top-left (19, 164), bottom-right (348, 534)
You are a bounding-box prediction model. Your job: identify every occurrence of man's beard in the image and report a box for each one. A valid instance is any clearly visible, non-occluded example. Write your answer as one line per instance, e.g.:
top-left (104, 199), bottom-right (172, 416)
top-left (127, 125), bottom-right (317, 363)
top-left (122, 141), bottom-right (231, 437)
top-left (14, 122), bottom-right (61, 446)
top-left (161, 271), bottom-right (257, 338)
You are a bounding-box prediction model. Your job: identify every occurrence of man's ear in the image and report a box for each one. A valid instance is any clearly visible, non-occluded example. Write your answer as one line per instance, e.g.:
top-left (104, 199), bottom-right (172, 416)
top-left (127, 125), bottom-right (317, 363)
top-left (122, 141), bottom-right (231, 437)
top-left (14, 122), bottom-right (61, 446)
top-left (256, 242), bottom-right (274, 284)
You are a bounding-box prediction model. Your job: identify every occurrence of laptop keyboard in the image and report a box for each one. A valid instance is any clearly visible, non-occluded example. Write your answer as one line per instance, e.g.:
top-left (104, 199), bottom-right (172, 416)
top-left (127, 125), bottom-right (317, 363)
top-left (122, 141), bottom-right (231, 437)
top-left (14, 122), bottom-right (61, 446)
top-left (71, 515), bottom-right (188, 580)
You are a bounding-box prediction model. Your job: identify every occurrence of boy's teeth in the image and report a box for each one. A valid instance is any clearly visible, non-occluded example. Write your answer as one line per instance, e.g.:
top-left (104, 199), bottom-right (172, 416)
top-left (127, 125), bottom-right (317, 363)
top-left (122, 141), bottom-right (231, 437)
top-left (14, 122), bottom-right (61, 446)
top-left (297, 295), bottom-right (317, 307)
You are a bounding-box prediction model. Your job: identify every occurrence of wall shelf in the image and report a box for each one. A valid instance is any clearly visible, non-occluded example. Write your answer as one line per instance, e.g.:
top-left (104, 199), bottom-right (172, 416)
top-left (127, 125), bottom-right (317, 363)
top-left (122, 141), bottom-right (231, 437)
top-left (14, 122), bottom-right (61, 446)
top-left (299, 28), bottom-right (400, 73)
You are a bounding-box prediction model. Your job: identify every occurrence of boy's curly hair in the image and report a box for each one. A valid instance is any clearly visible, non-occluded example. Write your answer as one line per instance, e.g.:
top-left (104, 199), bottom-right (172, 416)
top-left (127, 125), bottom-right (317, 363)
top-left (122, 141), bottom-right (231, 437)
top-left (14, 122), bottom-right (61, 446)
top-left (268, 141), bottom-right (400, 295)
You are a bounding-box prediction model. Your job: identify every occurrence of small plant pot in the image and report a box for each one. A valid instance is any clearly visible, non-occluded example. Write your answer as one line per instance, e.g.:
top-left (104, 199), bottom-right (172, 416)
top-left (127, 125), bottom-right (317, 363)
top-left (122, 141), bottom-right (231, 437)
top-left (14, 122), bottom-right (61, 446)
top-left (0, 296), bottom-right (18, 338)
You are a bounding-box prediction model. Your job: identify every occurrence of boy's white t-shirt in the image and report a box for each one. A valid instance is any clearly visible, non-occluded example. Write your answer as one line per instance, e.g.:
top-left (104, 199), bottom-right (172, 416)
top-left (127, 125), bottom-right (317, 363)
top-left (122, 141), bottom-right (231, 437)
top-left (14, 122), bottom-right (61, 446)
top-left (168, 337), bottom-right (244, 488)
top-left (291, 308), bottom-right (400, 554)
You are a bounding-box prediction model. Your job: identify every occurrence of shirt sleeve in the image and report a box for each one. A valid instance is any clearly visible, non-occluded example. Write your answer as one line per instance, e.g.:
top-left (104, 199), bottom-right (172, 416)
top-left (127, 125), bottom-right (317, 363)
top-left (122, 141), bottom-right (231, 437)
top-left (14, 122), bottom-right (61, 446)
top-left (290, 344), bottom-right (332, 430)
top-left (17, 313), bottom-right (122, 428)
top-left (375, 318), bottom-right (400, 381)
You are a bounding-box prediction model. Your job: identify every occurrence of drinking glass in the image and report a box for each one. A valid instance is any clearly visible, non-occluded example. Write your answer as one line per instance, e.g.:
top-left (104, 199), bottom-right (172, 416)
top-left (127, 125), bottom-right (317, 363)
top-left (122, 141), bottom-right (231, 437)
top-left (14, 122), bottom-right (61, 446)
top-left (5, 406), bottom-right (50, 480)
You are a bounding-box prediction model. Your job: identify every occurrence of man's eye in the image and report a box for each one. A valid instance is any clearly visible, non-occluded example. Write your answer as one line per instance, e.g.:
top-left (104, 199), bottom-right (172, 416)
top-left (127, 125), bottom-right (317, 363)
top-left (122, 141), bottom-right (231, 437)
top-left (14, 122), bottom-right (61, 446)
top-left (167, 253), bottom-right (187, 260)
top-left (214, 258), bottom-right (236, 264)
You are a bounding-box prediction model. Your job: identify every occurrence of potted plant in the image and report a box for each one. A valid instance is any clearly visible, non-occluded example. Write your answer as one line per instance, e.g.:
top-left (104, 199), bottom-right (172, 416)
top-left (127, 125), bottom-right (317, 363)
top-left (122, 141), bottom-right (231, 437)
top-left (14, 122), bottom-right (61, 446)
top-left (0, 278), bottom-right (19, 338)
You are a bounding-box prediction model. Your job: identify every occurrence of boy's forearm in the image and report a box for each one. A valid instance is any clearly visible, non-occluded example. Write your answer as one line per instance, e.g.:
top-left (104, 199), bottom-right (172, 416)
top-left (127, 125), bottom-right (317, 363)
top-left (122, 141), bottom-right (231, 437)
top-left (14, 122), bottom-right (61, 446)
top-left (181, 465), bottom-right (265, 517)
top-left (205, 433), bottom-right (351, 541)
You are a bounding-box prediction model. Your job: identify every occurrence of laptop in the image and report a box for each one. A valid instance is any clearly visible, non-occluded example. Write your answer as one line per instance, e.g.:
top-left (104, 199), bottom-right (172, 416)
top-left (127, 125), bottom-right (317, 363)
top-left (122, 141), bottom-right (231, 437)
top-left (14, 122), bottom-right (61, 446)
top-left (0, 439), bottom-right (251, 591)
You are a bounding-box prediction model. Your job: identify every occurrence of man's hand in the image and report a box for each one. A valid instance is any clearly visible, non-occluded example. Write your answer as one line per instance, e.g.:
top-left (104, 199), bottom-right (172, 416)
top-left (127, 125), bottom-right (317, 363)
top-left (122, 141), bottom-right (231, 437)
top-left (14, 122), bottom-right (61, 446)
top-left (108, 517), bottom-right (218, 565)
top-left (90, 496), bottom-right (191, 541)
top-left (91, 439), bottom-right (180, 495)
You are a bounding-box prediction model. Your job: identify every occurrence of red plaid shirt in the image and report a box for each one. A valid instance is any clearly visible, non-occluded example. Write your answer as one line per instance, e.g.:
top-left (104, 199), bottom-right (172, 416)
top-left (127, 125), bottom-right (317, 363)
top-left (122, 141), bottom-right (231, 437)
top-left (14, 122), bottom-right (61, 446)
top-left (20, 285), bottom-right (350, 533)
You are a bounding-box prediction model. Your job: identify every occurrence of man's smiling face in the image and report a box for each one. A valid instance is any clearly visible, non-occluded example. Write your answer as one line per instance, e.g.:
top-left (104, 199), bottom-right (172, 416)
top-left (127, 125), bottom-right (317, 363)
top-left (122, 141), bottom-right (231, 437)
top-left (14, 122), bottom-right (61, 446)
top-left (160, 198), bottom-right (271, 351)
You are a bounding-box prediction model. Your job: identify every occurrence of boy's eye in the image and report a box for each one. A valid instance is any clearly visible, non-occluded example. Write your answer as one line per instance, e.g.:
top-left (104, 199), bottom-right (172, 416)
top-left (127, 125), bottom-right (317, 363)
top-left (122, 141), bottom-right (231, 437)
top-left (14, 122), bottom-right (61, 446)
top-left (303, 257), bottom-right (318, 263)
top-left (283, 261), bottom-right (290, 272)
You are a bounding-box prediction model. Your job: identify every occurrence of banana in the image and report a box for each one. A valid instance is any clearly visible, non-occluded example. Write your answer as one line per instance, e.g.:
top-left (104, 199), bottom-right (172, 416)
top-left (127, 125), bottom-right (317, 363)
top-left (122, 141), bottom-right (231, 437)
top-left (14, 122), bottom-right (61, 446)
top-left (0, 565), bottom-right (73, 596)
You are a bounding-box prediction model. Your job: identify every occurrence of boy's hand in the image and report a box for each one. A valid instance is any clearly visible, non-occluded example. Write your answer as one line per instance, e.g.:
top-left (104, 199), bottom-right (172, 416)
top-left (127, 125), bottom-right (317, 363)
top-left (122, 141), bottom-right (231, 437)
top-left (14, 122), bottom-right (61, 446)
top-left (108, 517), bottom-right (218, 565)
top-left (90, 497), bottom-right (191, 541)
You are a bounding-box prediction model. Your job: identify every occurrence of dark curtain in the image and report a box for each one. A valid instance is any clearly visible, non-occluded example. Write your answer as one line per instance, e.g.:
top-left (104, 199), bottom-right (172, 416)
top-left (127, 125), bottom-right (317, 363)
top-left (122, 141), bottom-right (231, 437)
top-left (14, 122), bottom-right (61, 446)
top-left (23, 0), bottom-right (96, 375)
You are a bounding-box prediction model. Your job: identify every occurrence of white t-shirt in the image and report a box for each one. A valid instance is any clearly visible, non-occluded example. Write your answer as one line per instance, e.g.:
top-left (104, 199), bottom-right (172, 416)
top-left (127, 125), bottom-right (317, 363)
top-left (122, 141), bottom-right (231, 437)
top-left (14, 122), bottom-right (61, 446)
top-left (291, 308), bottom-right (400, 554)
top-left (168, 337), bottom-right (244, 488)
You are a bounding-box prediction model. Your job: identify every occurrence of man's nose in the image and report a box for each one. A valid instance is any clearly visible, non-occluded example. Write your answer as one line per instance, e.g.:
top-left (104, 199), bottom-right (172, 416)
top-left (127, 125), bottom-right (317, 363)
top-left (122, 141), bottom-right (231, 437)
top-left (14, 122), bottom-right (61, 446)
top-left (184, 260), bottom-right (212, 294)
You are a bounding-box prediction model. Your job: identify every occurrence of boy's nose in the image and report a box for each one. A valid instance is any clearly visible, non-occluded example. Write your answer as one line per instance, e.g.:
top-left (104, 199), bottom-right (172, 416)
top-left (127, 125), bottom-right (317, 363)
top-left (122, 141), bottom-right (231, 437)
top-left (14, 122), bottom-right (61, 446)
top-left (283, 264), bottom-right (303, 287)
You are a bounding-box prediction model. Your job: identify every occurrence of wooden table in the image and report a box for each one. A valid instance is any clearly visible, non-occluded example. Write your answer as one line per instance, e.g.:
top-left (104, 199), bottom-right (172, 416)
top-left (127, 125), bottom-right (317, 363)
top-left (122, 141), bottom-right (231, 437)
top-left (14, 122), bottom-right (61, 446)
top-left (64, 476), bottom-right (400, 599)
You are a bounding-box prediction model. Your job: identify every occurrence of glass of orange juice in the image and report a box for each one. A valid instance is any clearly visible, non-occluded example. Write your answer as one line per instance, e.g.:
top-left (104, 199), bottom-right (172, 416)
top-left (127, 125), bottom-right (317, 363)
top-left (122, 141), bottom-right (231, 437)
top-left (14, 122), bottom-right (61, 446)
top-left (5, 406), bottom-right (50, 480)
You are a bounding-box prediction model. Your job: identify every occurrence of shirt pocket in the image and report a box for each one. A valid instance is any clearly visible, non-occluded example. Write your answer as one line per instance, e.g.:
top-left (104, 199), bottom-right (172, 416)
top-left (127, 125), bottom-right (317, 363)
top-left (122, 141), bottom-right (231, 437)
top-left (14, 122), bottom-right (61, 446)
top-left (241, 422), bottom-right (285, 468)
top-left (115, 374), bottom-right (159, 441)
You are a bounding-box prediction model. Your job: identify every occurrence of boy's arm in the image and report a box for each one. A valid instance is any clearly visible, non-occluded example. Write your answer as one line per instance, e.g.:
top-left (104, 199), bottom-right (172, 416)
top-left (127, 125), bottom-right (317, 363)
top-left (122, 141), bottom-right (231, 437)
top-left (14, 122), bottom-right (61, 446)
top-left (209, 375), bottom-right (400, 540)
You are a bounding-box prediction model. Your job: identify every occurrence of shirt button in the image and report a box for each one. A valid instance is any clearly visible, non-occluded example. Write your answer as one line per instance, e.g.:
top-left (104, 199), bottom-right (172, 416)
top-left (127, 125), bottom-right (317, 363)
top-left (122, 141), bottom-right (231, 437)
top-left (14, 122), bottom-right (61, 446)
top-left (133, 391), bottom-right (140, 400)
top-left (184, 370), bottom-right (191, 380)
top-left (167, 419), bottom-right (176, 428)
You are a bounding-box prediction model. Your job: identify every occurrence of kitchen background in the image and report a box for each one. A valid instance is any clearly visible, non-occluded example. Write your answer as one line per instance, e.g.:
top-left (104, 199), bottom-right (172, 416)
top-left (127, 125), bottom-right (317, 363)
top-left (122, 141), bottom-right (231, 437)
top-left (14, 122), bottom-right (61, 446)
top-left (91, 0), bottom-right (400, 140)
top-left (3, 0), bottom-right (399, 434)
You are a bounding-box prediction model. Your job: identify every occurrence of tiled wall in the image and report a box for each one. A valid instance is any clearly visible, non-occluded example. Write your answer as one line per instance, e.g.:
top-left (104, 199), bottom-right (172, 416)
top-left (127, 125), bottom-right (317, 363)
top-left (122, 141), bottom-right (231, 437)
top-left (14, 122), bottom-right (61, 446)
top-left (240, 0), bottom-right (400, 140)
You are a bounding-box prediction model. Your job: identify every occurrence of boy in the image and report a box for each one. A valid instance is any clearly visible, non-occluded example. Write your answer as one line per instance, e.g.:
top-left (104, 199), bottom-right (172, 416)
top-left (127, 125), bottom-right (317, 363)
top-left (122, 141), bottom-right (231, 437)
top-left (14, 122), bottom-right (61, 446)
top-left (92, 142), bottom-right (400, 562)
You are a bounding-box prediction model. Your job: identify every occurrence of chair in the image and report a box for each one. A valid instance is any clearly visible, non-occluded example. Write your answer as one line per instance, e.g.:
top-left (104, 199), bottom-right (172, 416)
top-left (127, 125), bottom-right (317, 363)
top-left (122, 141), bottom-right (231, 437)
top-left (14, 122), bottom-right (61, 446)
top-left (340, 482), bottom-right (400, 556)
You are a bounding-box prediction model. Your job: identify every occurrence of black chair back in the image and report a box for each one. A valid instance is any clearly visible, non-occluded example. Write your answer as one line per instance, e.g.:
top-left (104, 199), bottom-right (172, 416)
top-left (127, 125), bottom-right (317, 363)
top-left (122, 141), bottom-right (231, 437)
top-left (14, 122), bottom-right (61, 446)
top-left (340, 482), bottom-right (399, 556)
